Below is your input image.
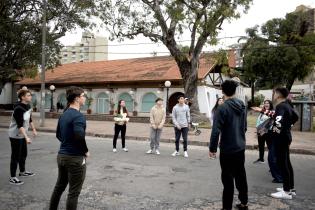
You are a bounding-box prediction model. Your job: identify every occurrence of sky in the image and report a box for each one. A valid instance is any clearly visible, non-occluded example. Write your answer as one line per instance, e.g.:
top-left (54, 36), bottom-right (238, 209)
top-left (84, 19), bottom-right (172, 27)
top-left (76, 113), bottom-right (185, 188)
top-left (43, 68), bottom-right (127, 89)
top-left (59, 0), bottom-right (315, 60)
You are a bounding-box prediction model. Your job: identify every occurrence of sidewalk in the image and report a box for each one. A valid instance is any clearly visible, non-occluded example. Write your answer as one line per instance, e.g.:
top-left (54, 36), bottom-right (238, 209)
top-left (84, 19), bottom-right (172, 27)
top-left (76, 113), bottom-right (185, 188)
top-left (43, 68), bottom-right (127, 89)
top-left (1, 114), bottom-right (314, 155)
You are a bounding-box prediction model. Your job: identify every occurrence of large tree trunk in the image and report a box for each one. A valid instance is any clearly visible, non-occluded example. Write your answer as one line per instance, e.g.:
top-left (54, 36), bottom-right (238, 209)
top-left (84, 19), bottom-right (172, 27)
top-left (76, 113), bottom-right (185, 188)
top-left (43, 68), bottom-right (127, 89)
top-left (286, 78), bottom-right (295, 92)
top-left (178, 57), bottom-right (209, 123)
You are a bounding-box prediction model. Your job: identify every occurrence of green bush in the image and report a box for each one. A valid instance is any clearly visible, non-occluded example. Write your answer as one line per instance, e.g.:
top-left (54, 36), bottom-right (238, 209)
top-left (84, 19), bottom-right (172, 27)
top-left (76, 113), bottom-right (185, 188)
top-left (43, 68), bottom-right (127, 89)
top-left (248, 94), bottom-right (265, 107)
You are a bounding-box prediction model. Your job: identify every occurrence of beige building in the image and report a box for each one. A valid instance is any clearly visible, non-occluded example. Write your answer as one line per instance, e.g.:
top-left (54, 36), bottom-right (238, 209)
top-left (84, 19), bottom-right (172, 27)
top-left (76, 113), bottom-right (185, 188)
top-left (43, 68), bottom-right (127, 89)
top-left (60, 31), bottom-right (108, 64)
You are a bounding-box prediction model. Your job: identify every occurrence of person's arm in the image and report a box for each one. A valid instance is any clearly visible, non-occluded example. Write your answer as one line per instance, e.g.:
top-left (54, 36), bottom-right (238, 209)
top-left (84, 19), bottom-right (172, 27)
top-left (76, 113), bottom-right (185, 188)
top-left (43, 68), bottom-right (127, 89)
top-left (273, 105), bottom-right (285, 134)
top-left (158, 108), bottom-right (166, 128)
top-left (73, 115), bottom-right (89, 156)
top-left (209, 107), bottom-right (225, 153)
top-left (56, 119), bottom-right (62, 142)
top-left (172, 106), bottom-right (180, 129)
top-left (29, 114), bottom-right (37, 136)
top-left (149, 108), bottom-right (156, 128)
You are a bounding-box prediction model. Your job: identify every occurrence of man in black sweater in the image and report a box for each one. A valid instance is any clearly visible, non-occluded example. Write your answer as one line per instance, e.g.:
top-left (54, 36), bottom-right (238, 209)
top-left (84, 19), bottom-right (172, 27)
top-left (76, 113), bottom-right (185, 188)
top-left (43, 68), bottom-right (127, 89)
top-left (209, 80), bottom-right (248, 210)
top-left (49, 86), bottom-right (89, 210)
top-left (252, 87), bottom-right (298, 200)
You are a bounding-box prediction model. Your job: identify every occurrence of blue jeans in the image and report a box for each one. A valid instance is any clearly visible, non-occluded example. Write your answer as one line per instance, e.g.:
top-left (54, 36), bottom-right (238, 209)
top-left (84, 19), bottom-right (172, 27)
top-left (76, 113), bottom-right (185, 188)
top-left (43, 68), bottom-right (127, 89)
top-left (174, 127), bottom-right (188, 151)
top-left (267, 138), bottom-right (283, 182)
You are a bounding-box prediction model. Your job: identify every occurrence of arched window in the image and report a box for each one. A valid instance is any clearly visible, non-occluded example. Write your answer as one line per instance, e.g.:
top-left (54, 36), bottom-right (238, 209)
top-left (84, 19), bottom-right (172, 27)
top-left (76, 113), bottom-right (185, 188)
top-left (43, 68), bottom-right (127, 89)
top-left (31, 94), bottom-right (37, 108)
top-left (141, 93), bottom-right (157, 112)
top-left (118, 93), bottom-right (133, 112)
top-left (96, 92), bottom-right (110, 114)
top-left (45, 93), bottom-right (51, 109)
top-left (57, 93), bottom-right (67, 107)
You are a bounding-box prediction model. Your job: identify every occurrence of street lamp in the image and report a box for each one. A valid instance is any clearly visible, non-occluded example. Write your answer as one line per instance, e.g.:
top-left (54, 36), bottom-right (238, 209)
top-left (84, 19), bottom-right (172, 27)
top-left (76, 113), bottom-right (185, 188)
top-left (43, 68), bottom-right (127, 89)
top-left (164, 80), bottom-right (171, 114)
top-left (49, 85), bottom-right (56, 112)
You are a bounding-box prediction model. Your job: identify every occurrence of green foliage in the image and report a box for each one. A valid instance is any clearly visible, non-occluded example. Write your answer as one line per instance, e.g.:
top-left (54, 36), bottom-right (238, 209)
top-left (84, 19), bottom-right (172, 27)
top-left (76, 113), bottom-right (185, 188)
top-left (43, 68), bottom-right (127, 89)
top-left (86, 96), bottom-right (94, 109)
top-left (241, 11), bottom-right (315, 90)
top-left (0, 0), bottom-right (97, 87)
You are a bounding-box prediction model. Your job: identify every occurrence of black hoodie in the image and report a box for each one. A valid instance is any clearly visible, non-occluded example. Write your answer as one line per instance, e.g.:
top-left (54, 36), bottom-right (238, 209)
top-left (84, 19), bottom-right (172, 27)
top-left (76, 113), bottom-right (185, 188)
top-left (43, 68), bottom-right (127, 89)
top-left (209, 98), bottom-right (247, 154)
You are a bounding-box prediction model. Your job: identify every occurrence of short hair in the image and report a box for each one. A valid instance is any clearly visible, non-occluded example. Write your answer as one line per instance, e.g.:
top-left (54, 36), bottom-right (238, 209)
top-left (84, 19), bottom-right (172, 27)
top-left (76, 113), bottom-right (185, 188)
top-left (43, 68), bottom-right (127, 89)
top-left (275, 87), bottom-right (289, 98)
top-left (66, 86), bottom-right (84, 104)
top-left (177, 95), bottom-right (185, 100)
top-left (155, 97), bottom-right (163, 103)
top-left (221, 80), bottom-right (239, 97)
top-left (17, 89), bottom-right (31, 100)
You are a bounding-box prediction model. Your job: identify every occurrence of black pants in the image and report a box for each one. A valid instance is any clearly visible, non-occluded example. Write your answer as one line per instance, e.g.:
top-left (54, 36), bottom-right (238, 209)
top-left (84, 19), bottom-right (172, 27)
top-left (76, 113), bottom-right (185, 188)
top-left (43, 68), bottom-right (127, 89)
top-left (266, 138), bottom-right (283, 182)
top-left (10, 138), bottom-right (27, 177)
top-left (257, 134), bottom-right (267, 161)
top-left (113, 124), bottom-right (126, 149)
top-left (49, 154), bottom-right (86, 210)
top-left (275, 141), bottom-right (294, 192)
top-left (220, 150), bottom-right (248, 210)
top-left (174, 127), bottom-right (188, 152)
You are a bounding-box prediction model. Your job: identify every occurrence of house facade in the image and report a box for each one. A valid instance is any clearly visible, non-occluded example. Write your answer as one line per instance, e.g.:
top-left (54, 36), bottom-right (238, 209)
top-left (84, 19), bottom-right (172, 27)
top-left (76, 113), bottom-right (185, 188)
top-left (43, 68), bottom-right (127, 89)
top-left (13, 55), bottom-right (245, 118)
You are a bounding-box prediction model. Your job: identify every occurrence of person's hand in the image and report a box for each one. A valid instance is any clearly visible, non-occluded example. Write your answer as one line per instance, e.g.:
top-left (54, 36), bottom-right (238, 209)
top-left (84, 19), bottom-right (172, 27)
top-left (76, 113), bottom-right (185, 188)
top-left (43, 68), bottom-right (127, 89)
top-left (251, 107), bottom-right (262, 112)
top-left (85, 151), bottom-right (90, 158)
top-left (157, 125), bottom-right (163, 129)
top-left (209, 151), bottom-right (216, 159)
top-left (25, 137), bottom-right (32, 144)
top-left (152, 125), bottom-right (157, 129)
top-left (176, 125), bottom-right (181, 130)
top-left (32, 129), bottom-right (38, 137)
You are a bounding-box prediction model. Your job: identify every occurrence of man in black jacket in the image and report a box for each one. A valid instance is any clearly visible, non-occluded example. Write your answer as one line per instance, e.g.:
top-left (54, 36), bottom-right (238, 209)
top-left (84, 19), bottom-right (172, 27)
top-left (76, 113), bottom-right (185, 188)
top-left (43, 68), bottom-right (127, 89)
top-left (209, 80), bottom-right (248, 210)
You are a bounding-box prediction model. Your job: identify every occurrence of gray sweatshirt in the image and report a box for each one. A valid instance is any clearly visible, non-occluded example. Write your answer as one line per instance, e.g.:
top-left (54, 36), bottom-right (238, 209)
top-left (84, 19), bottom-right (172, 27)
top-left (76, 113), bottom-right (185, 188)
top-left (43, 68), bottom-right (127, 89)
top-left (172, 103), bottom-right (191, 128)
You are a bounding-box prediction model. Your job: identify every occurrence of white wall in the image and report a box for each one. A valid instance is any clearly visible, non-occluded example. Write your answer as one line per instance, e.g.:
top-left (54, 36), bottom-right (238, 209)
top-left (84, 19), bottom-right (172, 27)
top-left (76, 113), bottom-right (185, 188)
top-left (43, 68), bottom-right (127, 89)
top-left (0, 82), bottom-right (13, 104)
top-left (197, 86), bottom-right (222, 118)
top-left (26, 86), bottom-right (228, 118)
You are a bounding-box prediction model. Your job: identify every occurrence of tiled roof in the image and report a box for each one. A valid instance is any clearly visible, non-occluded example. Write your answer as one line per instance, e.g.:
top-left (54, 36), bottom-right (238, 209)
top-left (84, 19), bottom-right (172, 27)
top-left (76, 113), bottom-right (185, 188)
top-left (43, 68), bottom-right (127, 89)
top-left (17, 55), bottom-right (216, 85)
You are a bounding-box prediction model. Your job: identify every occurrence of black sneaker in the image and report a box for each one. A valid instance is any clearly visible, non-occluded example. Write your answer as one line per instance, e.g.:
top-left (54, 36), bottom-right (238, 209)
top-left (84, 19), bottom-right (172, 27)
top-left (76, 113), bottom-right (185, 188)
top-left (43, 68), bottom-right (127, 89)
top-left (9, 177), bottom-right (24, 185)
top-left (235, 203), bottom-right (248, 210)
top-left (19, 171), bottom-right (35, 177)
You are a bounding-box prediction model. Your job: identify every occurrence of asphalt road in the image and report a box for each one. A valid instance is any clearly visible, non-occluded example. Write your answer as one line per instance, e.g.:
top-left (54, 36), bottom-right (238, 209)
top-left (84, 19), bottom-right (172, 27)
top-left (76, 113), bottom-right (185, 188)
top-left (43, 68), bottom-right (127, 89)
top-left (0, 129), bottom-right (314, 210)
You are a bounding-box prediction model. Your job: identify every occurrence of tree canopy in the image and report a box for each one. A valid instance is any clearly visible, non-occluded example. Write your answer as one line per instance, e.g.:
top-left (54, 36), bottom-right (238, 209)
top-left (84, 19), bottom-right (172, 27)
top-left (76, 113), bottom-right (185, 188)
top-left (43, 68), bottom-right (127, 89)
top-left (241, 10), bottom-right (315, 91)
top-left (0, 0), bottom-right (96, 89)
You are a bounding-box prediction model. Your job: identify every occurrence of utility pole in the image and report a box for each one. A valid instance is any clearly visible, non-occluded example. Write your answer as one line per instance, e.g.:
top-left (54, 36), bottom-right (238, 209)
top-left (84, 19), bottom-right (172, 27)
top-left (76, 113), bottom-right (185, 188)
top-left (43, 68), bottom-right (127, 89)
top-left (40, 0), bottom-right (47, 127)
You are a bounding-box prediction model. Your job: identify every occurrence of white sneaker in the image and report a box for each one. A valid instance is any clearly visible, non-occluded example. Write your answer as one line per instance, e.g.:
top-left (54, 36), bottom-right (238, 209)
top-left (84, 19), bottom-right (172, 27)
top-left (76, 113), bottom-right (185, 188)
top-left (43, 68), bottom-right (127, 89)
top-left (146, 149), bottom-right (153, 154)
top-left (276, 187), bottom-right (297, 196)
top-left (271, 191), bottom-right (292, 199)
top-left (184, 151), bottom-right (189, 158)
top-left (9, 177), bottom-right (24, 185)
top-left (172, 151), bottom-right (180, 156)
top-left (155, 150), bottom-right (160, 155)
top-left (123, 148), bottom-right (128, 152)
top-left (113, 148), bottom-right (117, 153)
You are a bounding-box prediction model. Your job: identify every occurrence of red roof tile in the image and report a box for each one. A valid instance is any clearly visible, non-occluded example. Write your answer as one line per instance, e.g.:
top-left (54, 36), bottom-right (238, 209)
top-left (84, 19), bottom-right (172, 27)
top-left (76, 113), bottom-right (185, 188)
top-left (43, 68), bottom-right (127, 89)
top-left (17, 55), bottom-right (216, 85)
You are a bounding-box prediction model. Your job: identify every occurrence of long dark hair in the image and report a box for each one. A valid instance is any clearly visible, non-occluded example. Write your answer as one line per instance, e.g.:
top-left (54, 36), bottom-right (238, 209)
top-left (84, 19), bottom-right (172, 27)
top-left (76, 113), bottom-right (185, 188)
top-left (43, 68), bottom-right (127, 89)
top-left (262, 99), bottom-right (273, 111)
top-left (212, 98), bottom-right (223, 113)
top-left (116, 100), bottom-right (128, 114)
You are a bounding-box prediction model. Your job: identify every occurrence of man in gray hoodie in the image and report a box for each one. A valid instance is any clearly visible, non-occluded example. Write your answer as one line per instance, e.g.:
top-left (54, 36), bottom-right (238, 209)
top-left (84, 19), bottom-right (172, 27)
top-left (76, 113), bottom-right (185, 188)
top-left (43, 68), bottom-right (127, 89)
top-left (209, 80), bottom-right (248, 210)
top-left (172, 95), bottom-right (191, 158)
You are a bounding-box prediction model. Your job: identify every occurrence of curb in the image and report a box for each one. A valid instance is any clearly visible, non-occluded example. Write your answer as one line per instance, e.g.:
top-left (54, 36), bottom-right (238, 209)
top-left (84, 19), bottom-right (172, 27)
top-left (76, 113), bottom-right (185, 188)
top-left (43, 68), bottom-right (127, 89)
top-left (1, 125), bottom-right (314, 156)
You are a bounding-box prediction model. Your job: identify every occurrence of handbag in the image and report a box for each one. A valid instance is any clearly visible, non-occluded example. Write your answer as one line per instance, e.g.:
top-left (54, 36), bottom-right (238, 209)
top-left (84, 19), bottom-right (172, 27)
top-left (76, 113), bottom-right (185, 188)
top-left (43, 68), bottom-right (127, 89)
top-left (257, 118), bottom-right (273, 136)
